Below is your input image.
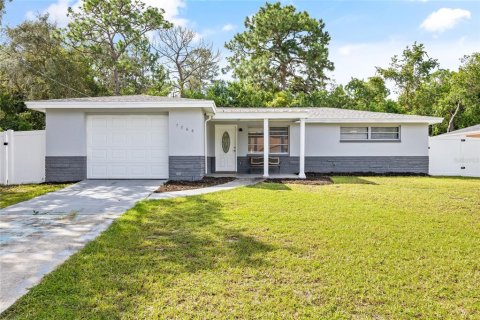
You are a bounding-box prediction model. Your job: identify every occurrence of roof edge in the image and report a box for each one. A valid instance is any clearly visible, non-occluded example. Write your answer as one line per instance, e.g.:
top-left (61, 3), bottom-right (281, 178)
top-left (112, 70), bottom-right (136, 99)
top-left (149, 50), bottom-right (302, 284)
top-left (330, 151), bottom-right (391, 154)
top-left (26, 99), bottom-right (216, 113)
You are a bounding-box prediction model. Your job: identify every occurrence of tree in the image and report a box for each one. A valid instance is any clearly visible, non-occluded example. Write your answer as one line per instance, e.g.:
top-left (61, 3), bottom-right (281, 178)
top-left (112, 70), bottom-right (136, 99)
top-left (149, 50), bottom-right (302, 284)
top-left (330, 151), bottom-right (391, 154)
top-left (66, 0), bottom-right (171, 95)
top-left (0, 15), bottom-right (100, 100)
top-left (153, 26), bottom-right (220, 97)
top-left (345, 76), bottom-right (398, 112)
top-left (377, 42), bottom-right (439, 113)
top-left (0, 91), bottom-right (44, 130)
top-left (439, 54), bottom-right (480, 132)
top-left (225, 2), bottom-right (334, 94)
top-left (0, 0), bottom-right (10, 24)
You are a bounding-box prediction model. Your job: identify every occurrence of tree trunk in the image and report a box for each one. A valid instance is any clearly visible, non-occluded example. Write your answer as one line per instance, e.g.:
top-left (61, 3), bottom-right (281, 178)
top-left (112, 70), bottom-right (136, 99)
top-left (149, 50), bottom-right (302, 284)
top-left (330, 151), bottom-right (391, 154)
top-left (447, 102), bottom-right (461, 132)
top-left (279, 63), bottom-right (287, 90)
top-left (113, 67), bottom-right (120, 96)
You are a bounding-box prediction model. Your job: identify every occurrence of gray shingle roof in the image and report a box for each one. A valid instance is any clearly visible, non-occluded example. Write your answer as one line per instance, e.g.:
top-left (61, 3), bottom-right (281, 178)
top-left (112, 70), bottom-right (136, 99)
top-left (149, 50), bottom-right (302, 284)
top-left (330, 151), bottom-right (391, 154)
top-left (436, 124), bottom-right (480, 136)
top-left (217, 107), bottom-right (442, 123)
top-left (28, 95), bottom-right (212, 103)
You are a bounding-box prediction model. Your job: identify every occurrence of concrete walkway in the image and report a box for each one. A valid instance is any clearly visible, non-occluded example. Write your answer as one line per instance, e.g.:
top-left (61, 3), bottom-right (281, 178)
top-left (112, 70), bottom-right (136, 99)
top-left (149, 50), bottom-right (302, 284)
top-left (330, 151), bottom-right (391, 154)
top-left (148, 178), bottom-right (262, 200)
top-left (0, 180), bottom-right (162, 313)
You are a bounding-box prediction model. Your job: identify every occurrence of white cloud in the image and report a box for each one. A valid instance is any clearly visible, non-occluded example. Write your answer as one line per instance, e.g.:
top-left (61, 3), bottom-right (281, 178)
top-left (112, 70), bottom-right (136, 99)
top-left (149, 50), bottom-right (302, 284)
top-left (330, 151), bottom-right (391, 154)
top-left (26, 0), bottom-right (81, 26)
top-left (221, 24), bottom-right (236, 32)
top-left (420, 8), bottom-right (471, 33)
top-left (26, 0), bottom-right (187, 27)
top-left (143, 0), bottom-right (188, 26)
top-left (330, 38), bottom-right (480, 87)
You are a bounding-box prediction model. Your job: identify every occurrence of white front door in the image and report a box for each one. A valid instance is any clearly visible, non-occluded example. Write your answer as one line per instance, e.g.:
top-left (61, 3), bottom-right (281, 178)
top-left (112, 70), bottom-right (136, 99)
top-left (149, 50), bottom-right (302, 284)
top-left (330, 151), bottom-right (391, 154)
top-left (215, 125), bottom-right (237, 172)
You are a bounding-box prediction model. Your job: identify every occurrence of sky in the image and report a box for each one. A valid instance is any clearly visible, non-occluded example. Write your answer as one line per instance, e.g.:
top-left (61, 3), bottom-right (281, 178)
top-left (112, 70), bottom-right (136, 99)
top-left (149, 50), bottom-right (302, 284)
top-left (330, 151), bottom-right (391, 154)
top-left (3, 0), bottom-right (480, 85)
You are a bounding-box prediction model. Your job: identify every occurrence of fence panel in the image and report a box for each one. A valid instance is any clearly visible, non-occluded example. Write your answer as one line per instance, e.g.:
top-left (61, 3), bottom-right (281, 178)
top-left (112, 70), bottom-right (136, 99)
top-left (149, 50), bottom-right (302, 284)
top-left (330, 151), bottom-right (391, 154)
top-left (0, 130), bottom-right (46, 185)
top-left (429, 136), bottom-right (480, 177)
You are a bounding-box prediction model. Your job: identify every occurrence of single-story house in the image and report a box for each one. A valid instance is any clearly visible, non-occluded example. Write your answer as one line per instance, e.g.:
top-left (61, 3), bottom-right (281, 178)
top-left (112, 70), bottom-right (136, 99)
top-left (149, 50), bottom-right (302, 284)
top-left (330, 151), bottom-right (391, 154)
top-left (26, 95), bottom-right (443, 182)
top-left (429, 124), bottom-right (480, 177)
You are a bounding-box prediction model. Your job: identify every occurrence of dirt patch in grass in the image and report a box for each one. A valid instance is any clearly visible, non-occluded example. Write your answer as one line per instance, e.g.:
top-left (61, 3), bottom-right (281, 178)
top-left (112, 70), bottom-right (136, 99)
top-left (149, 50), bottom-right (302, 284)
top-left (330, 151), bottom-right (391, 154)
top-left (155, 177), bottom-right (236, 193)
top-left (264, 173), bottom-right (333, 185)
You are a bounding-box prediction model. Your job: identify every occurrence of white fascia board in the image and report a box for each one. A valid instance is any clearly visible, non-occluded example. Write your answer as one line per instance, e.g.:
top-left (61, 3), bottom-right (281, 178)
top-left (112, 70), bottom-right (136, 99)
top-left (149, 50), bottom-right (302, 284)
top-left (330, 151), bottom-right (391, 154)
top-left (306, 117), bottom-right (444, 125)
top-left (26, 100), bottom-right (216, 113)
top-left (213, 112), bottom-right (309, 120)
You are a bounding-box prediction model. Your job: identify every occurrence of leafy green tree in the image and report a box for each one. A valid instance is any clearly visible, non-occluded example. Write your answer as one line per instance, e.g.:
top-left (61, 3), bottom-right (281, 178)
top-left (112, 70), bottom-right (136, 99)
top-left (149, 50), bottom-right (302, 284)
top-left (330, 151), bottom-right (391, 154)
top-left (66, 0), bottom-right (171, 95)
top-left (377, 42), bottom-right (439, 113)
top-left (0, 15), bottom-right (100, 100)
top-left (0, 0), bottom-right (10, 24)
top-left (225, 2), bottom-right (334, 93)
top-left (0, 91), bottom-right (44, 130)
top-left (439, 54), bottom-right (480, 132)
top-left (345, 76), bottom-right (398, 112)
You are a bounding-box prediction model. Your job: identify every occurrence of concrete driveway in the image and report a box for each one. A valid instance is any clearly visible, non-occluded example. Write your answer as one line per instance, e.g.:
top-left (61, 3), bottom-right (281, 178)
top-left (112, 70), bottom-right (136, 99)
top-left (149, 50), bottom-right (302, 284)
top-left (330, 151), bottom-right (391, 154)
top-left (0, 180), bottom-right (163, 313)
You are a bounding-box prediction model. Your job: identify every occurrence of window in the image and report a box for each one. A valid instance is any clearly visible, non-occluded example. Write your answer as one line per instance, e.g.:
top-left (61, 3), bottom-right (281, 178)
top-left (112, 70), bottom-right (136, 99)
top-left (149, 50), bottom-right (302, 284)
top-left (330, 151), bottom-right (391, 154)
top-left (340, 126), bottom-right (400, 141)
top-left (340, 127), bottom-right (369, 140)
top-left (371, 127), bottom-right (400, 140)
top-left (248, 127), bottom-right (289, 154)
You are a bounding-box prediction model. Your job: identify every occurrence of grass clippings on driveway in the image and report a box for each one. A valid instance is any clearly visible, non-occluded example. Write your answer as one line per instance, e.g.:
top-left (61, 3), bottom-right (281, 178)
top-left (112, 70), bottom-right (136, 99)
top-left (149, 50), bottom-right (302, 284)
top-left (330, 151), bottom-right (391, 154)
top-left (2, 176), bottom-right (480, 319)
top-left (0, 184), bottom-right (70, 209)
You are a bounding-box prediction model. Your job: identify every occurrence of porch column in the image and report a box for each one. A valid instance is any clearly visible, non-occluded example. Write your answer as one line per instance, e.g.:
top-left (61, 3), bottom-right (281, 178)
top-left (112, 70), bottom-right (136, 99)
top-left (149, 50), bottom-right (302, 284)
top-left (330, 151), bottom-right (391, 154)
top-left (299, 118), bottom-right (306, 179)
top-left (263, 118), bottom-right (269, 178)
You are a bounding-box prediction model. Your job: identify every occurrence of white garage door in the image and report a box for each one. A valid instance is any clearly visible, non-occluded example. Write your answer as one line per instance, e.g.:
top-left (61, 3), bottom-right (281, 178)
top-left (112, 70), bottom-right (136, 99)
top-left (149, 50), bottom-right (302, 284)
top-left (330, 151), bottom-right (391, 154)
top-left (87, 115), bottom-right (169, 179)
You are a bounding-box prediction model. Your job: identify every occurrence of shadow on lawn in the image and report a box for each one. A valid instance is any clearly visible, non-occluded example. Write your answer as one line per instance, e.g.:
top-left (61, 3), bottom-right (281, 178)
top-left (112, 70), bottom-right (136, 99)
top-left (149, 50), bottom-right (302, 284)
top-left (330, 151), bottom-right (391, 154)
top-left (0, 195), bottom-right (277, 319)
top-left (331, 176), bottom-right (377, 185)
top-left (248, 183), bottom-right (292, 191)
top-left (125, 196), bottom-right (275, 274)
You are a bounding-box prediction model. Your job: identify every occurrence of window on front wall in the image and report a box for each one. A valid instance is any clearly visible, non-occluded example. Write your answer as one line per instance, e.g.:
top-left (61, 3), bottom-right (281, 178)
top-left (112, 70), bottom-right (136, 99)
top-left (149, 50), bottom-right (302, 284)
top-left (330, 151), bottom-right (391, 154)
top-left (371, 127), bottom-right (400, 140)
top-left (340, 127), bottom-right (369, 140)
top-left (248, 127), bottom-right (289, 154)
top-left (340, 126), bottom-right (400, 141)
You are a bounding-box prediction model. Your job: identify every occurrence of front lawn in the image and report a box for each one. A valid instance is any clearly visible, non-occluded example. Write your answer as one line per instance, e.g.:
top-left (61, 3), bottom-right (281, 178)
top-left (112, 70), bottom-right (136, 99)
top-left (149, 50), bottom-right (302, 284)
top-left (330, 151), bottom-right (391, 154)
top-left (2, 177), bottom-right (480, 318)
top-left (0, 184), bottom-right (70, 209)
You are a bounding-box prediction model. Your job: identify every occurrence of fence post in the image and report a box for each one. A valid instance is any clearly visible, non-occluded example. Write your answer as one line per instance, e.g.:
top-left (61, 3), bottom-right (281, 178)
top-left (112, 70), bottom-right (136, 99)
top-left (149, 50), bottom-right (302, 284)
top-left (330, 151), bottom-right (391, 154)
top-left (1, 131), bottom-right (6, 185)
top-left (7, 130), bottom-right (14, 185)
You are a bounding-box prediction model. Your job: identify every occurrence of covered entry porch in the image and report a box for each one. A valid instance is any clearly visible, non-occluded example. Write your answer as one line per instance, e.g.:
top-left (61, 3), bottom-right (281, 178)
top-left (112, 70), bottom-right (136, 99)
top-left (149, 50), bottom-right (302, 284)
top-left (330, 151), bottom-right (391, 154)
top-left (206, 109), bottom-right (308, 178)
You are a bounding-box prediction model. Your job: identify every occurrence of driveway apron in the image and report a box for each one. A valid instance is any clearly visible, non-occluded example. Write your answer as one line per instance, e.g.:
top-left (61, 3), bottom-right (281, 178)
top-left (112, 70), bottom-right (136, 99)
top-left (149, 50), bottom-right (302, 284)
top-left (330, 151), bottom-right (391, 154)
top-left (0, 180), bottom-right (162, 313)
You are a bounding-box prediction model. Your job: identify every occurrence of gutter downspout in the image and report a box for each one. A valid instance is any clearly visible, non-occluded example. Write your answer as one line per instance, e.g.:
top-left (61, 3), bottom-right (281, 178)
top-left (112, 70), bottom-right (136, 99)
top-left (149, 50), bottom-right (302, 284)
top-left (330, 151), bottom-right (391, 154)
top-left (204, 114), bottom-right (213, 175)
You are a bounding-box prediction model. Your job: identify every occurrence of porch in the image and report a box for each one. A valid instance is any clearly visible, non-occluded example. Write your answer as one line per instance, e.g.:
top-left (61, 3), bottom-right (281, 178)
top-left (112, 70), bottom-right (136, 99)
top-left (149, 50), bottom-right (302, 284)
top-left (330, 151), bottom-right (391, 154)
top-left (206, 109), bottom-right (309, 178)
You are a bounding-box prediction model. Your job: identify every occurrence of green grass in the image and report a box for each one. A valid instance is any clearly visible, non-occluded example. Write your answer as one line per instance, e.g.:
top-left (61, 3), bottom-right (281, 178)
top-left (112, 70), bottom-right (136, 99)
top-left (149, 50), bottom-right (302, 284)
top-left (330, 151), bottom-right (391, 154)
top-left (0, 184), bottom-right (70, 209)
top-left (2, 177), bottom-right (480, 319)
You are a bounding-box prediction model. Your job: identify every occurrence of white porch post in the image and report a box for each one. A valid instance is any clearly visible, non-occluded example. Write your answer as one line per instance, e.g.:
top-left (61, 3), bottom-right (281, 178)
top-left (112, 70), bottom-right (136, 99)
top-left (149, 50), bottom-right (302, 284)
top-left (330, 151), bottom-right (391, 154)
top-left (299, 118), bottom-right (306, 179)
top-left (263, 118), bottom-right (269, 178)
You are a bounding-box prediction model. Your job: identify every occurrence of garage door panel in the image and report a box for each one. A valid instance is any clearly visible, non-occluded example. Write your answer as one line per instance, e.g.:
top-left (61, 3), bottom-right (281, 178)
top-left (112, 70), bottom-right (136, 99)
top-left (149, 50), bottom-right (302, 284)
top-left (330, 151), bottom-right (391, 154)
top-left (111, 134), bottom-right (128, 146)
top-left (91, 118), bottom-right (108, 129)
top-left (90, 149), bottom-right (108, 161)
top-left (87, 115), bottom-right (169, 179)
top-left (91, 166), bottom-right (108, 177)
top-left (91, 134), bottom-right (108, 146)
top-left (111, 149), bottom-right (128, 161)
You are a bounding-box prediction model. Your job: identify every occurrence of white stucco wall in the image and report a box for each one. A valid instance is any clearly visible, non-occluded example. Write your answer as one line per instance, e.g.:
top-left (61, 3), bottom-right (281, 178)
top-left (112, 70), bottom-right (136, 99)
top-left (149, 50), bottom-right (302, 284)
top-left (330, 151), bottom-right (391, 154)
top-left (207, 121), bottom-right (429, 157)
top-left (168, 109), bottom-right (205, 156)
top-left (46, 110), bottom-right (87, 156)
top-left (305, 123), bottom-right (429, 156)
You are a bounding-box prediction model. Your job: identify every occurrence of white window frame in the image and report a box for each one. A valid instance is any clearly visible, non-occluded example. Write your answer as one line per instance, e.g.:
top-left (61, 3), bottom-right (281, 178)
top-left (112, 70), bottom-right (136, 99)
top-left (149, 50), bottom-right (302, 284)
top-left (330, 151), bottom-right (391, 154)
top-left (248, 126), bottom-right (289, 154)
top-left (340, 125), bottom-right (401, 142)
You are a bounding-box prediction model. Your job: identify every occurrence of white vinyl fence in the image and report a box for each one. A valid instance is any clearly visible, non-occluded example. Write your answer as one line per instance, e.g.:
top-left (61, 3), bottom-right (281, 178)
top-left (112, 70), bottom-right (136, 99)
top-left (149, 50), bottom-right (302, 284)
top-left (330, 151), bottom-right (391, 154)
top-left (0, 130), bottom-right (46, 185)
top-left (429, 136), bottom-right (480, 177)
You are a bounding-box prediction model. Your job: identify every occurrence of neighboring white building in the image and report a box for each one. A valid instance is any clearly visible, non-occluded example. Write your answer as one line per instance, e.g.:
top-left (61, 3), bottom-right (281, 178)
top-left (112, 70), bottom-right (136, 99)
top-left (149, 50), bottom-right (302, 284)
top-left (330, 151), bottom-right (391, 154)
top-left (26, 95), bottom-right (443, 182)
top-left (429, 125), bottom-right (480, 177)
